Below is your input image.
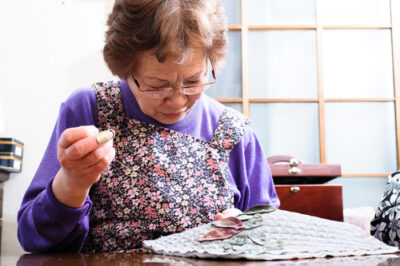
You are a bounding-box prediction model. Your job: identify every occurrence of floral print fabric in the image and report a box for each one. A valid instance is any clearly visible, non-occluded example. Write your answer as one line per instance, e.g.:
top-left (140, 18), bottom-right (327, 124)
top-left (82, 81), bottom-right (250, 252)
top-left (371, 171), bottom-right (400, 247)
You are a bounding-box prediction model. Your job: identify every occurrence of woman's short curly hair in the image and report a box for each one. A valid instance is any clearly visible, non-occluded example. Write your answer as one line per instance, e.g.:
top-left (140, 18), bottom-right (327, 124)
top-left (103, 0), bottom-right (228, 79)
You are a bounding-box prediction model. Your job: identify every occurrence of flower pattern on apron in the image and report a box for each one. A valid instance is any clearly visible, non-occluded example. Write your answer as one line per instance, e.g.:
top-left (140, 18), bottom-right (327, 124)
top-left (83, 81), bottom-right (250, 252)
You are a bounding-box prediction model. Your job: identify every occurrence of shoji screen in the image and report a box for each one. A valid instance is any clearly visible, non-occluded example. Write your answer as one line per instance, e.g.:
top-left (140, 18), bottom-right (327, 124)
top-left (207, 0), bottom-right (400, 208)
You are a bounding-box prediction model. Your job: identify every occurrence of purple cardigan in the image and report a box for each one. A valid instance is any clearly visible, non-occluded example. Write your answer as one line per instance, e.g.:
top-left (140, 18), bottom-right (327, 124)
top-left (17, 80), bottom-right (279, 253)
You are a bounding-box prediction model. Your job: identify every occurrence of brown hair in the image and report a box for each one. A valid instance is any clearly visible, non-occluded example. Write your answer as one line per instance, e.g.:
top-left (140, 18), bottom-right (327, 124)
top-left (103, 0), bottom-right (228, 79)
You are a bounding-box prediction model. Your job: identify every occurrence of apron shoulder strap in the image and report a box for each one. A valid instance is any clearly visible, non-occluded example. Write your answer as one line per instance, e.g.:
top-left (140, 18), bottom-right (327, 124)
top-left (93, 81), bottom-right (126, 130)
top-left (210, 108), bottom-right (251, 152)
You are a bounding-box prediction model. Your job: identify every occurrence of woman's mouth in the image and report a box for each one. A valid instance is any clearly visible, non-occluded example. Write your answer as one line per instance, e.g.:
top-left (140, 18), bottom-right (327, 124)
top-left (164, 112), bottom-right (183, 119)
top-left (162, 108), bottom-right (188, 119)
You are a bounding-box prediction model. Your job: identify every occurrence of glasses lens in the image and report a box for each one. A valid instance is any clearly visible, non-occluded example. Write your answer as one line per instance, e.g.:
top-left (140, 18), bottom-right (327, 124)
top-left (144, 90), bottom-right (172, 98)
top-left (183, 85), bottom-right (209, 95)
top-left (136, 58), bottom-right (215, 98)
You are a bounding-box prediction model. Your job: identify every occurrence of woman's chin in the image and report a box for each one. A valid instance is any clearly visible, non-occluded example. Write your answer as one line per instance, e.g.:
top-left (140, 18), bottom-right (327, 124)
top-left (157, 111), bottom-right (186, 124)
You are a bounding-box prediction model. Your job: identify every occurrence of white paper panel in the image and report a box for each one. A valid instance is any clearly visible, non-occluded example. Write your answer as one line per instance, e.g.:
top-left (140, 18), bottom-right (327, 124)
top-left (223, 103), bottom-right (242, 113)
top-left (322, 30), bottom-right (393, 98)
top-left (319, 0), bottom-right (391, 26)
top-left (206, 31), bottom-right (242, 98)
top-left (250, 103), bottom-right (320, 163)
top-left (248, 0), bottom-right (315, 26)
top-left (249, 30), bottom-right (318, 98)
top-left (328, 177), bottom-right (387, 209)
top-left (325, 102), bottom-right (397, 173)
top-left (222, 0), bottom-right (241, 25)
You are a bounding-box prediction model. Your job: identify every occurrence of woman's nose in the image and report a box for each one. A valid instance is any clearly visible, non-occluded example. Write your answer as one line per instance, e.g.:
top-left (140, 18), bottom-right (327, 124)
top-left (164, 88), bottom-right (188, 107)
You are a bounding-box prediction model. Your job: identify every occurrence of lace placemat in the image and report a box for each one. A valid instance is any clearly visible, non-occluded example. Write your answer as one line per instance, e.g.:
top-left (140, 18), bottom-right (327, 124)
top-left (143, 209), bottom-right (399, 260)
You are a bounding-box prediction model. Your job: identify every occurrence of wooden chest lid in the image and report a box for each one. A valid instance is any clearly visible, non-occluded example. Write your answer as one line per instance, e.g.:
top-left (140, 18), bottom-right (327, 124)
top-left (268, 155), bottom-right (341, 184)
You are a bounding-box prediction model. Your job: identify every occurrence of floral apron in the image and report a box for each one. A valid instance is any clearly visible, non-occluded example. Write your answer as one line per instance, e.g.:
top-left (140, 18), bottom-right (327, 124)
top-left (83, 81), bottom-right (250, 252)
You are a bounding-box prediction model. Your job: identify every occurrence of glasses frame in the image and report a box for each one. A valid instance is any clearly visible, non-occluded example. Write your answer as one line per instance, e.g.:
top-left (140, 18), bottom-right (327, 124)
top-left (131, 58), bottom-right (216, 98)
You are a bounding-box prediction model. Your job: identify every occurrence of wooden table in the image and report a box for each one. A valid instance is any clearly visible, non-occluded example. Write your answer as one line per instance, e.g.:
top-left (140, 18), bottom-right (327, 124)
top-left (2, 252), bottom-right (399, 266)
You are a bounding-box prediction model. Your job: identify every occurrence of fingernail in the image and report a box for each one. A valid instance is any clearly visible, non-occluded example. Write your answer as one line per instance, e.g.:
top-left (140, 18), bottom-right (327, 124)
top-left (96, 129), bottom-right (115, 144)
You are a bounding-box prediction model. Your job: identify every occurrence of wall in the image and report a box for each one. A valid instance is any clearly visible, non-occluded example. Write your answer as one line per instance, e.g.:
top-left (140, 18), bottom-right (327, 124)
top-left (0, 0), bottom-right (115, 258)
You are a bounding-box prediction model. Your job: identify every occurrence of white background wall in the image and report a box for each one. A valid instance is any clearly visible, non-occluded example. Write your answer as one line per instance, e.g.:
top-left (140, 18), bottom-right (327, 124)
top-left (0, 0), bottom-right (115, 259)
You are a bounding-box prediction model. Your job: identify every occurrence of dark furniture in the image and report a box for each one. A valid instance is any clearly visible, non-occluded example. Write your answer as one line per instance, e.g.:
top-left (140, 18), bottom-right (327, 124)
top-left (0, 137), bottom-right (23, 254)
top-left (0, 170), bottom-right (9, 253)
top-left (268, 155), bottom-right (343, 221)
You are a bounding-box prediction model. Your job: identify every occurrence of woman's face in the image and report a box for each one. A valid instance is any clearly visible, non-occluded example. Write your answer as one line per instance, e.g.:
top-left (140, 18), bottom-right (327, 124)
top-left (127, 49), bottom-right (207, 125)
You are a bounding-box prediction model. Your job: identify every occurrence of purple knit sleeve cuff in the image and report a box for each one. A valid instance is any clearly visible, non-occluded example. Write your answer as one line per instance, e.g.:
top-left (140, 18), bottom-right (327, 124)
top-left (43, 179), bottom-right (93, 222)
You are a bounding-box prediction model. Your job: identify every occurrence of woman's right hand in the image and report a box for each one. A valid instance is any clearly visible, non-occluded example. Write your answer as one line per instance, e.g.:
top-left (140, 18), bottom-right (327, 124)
top-left (52, 126), bottom-right (115, 208)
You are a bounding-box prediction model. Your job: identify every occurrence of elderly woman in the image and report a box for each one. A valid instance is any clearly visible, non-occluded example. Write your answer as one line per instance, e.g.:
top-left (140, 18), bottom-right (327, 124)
top-left (17, 0), bottom-right (279, 253)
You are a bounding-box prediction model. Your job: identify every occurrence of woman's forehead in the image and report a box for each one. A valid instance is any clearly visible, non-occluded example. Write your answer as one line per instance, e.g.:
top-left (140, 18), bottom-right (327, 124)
top-left (137, 49), bottom-right (206, 73)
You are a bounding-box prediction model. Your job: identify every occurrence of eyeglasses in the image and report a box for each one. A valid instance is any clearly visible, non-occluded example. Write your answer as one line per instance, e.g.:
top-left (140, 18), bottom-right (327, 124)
top-left (131, 58), bottom-right (216, 99)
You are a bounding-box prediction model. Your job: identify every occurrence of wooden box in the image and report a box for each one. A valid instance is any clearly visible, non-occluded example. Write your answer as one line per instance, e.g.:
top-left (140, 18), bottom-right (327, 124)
top-left (268, 155), bottom-right (343, 221)
top-left (0, 138), bottom-right (24, 173)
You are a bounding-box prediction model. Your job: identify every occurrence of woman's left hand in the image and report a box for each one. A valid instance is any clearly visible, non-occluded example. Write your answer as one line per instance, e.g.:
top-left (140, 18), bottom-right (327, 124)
top-left (214, 208), bottom-right (242, 221)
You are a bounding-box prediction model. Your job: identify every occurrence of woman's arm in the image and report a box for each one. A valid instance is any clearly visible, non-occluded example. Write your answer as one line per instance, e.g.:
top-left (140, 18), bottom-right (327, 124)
top-left (17, 88), bottom-right (100, 253)
top-left (228, 128), bottom-right (280, 211)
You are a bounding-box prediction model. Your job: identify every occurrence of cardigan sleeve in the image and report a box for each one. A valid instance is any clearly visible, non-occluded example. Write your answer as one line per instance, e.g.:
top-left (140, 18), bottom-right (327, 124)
top-left (17, 88), bottom-right (97, 253)
top-left (370, 171), bottom-right (400, 247)
top-left (228, 127), bottom-right (280, 211)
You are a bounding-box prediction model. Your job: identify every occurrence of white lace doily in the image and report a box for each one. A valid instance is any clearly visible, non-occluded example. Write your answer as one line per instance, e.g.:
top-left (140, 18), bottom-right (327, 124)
top-left (143, 209), bottom-right (399, 260)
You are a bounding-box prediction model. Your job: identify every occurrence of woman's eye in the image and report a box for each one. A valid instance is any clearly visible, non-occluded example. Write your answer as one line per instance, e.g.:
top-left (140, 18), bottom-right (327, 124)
top-left (150, 85), bottom-right (169, 90)
top-left (186, 80), bottom-right (201, 84)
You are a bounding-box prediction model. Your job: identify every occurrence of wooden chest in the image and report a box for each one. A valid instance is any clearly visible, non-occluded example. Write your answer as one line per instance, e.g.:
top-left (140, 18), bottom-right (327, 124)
top-left (268, 155), bottom-right (343, 221)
